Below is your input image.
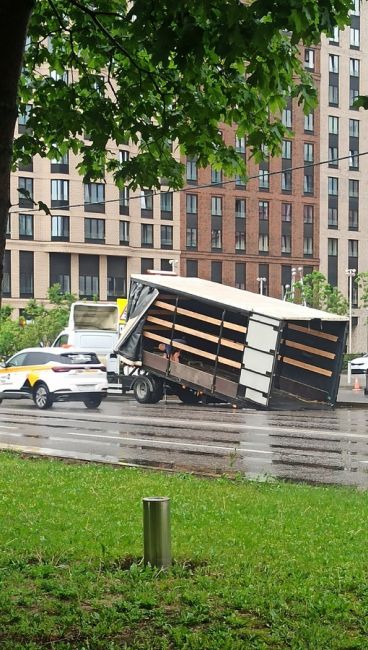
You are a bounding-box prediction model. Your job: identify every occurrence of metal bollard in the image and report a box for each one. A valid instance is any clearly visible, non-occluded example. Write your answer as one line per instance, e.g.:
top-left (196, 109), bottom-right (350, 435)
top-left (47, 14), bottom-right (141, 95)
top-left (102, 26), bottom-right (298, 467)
top-left (143, 497), bottom-right (171, 568)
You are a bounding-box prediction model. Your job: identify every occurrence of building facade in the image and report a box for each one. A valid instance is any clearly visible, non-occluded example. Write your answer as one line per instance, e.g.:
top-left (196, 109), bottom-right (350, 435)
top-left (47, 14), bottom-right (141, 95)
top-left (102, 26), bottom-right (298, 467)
top-left (319, 0), bottom-right (368, 352)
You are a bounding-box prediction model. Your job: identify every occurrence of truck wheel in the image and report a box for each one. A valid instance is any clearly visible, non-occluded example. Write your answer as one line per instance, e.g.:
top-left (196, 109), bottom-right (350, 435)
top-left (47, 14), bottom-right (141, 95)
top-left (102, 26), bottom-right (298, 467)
top-left (83, 395), bottom-right (102, 408)
top-left (133, 376), bottom-right (156, 404)
top-left (175, 386), bottom-right (201, 405)
top-left (33, 382), bottom-right (53, 410)
top-left (149, 377), bottom-right (164, 404)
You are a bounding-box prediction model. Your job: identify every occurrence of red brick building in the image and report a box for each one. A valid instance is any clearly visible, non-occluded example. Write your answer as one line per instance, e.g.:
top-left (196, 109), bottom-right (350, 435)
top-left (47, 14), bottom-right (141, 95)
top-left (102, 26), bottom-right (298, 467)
top-left (180, 46), bottom-right (321, 299)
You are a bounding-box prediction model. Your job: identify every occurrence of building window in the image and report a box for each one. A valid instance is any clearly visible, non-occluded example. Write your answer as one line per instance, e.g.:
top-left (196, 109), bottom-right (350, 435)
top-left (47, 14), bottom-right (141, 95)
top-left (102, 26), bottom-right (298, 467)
top-left (304, 112), bottom-right (314, 132)
top-left (50, 152), bottom-right (69, 174)
top-left (141, 224), bottom-right (154, 247)
top-left (259, 201), bottom-right (269, 220)
top-left (19, 251), bottom-right (34, 297)
top-left (348, 239), bottom-right (358, 258)
top-left (258, 169), bottom-right (269, 190)
top-left (18, 104), bottom-right (31, 133)
top-left (85, 218), bottom-right (105, 243)
top-left (281, 203), bottom-right (292, 222)
top-left (211, 228), bottom-right (222, 250)
top-left (235, 262), bottom-right (246, 290)
top-left (211, 261), bottom-right (222, 283)
top-left (51, 215), bottom-right (69, 240)
top-left (304, 48), bottom-right (315, 70)
top-left (282, 140), bottom-right (292, 159)
top-left (211, 167), bottom-right (223, 185)
top-left (328, 207), bottom-right (338, 228)
top-left (304, 205), bottom-right (313, 224)
top-left (19, 213), bottom-right (33, 240)
top-left (282, 108), bottom-right (292, 128)
top-left (328, 238), bottom-right (338, 256)
top-left (304, 237), bottom-right (313, 256)
top-left (186, 227), bottom-right (197, 248)
top-left (328, 116), bottom-right (339, 134)
top-left (281, 235), bottom-right (291, 254)
top-left (6, 214), bottom-right (11, 238)
top-left (141, 189), bottom-right (153, 214)
top-left (107, 256), bottom-right (126, 299)
top-left (84, 182), bottom-right (105, 213)
top-left (211, 196), bottom-right (222, 216)
top-left (329, 26), bottom-right (339, 44)
top-left (329, 54), bottom-right (339, 73)
top-left (328, 177), bottom-right (338, 196)
top-left (2, 250), bottom-right (10, 296)
top-left (141, 258), bottom-right (154, 274)
top-left (186, 194), bottom-right (197, 214)
top-left (304, 143), bottom-right (314, 162)
top-left (119, 149), bottom-right (129, 163)
top-left (349, 150), bottom-right (359, 170)
top-left (235, 136), bottom-right (246, 153)
top-left (350, 27), bottom-right (360, 48)
top-left (328, 84), bottom-right (339, 106)
top-left (303, 174), bottom-right (314, 195)
top-left (235, 198), bottom-right (245, 218)
top-left (349, 119), bottom-right (359, 137)
top-left (50, 69), bottom-right (68, 83)
top-left (349, 179), bottom-right (359, 198)
top-left (18, 177), bottom-right (34, 208)
top-left (350, 58), bottom-right (360, 77)
top-left (119, 220), bottom-right (129, 245)
top-left (79, 255), bottom-right (99, 299)
top-left (160, 225), bottom-right (173, 249)
top-left (259, 234), bottom-right (269, 253)
top-left (160, 191), bottom-right (173, 218)
top-left (186, 158), bottom-right (197, 183)
top-left (350, 88), bottom-right (359, 109)
top-left (186, 259), bottom-right (198, 277)
top-left (281, 170), bottom-right (292, 192)
top-left (49, 252), bottom-right (71, 294)
top-left (235, 174), bottom-right (246, 188)
top-left (119, 186), bottom-right (129, 215)
top-left (50, 179), bottom-right (69, 209)
top-left (235, 231), bottom-right (245, 251)
top-left (328, 146), bottom-right (338, 168)
top-left (349, 209), bottom-right (359, 231)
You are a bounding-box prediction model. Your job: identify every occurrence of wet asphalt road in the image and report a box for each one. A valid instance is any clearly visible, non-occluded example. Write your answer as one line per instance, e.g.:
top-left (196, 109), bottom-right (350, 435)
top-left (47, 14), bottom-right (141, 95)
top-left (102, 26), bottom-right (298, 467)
top-left (0, 396), bottom-right (368, 487)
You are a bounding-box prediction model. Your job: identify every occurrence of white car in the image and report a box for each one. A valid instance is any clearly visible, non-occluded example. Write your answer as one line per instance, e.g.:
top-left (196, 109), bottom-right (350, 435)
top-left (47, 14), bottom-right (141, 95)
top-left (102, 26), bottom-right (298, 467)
top-left (350, 354), bottom-right (368, 374)
top-left (0, 347), bottom-right (108, 409)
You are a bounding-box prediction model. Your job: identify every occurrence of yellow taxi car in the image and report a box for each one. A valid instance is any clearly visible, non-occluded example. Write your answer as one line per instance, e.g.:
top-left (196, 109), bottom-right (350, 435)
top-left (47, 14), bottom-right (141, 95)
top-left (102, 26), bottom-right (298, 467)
top-left (0, 347), bottom-right (108, 409)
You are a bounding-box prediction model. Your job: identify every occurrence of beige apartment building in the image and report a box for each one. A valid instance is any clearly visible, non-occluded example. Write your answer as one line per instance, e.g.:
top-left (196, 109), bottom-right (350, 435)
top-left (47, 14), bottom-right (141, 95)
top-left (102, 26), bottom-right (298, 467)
top-left (4, 138), bottom-right (180, 314)
top-left (319, 0), bottom-right (368, 352)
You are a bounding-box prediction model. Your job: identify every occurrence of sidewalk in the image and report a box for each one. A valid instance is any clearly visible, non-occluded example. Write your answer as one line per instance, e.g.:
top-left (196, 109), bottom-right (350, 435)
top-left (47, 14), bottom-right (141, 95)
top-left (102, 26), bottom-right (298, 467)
top-left (337, 372), bottom-right (368, 407)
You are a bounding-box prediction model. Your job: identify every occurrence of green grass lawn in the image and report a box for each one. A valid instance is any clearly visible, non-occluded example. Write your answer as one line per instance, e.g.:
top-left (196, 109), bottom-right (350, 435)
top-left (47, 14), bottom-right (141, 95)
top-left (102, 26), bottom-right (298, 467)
top-left (0, 451), bottom-right (367, 649)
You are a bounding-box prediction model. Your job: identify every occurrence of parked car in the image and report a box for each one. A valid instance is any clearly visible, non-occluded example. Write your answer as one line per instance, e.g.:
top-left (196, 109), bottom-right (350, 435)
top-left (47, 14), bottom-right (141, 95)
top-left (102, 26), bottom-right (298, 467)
top-left (0, 347), bottom-right (108, 409)
top-left (350, 354), bottom-right (368, 374)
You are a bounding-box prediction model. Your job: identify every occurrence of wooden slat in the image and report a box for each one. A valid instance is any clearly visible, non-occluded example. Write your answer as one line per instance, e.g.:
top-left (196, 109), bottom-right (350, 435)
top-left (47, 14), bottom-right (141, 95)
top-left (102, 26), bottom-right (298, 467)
top-left (278, 355), bottom-right (332, 377)
top-left (143, 331), bottom-right (241, 369)
top-left (287, 323), bottom-right (338, 342)
top-left (146, 315), bottom-right (244, 351)
top-left (154, 300), bottom-right (247, 334)
top-left (282, 339), bottom-right (336, 360)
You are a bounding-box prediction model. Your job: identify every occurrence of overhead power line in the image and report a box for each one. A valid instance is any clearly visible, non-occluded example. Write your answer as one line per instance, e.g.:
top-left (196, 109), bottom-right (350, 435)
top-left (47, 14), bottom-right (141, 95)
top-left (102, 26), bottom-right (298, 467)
top-left (10, 149), bottom-right (368, 214)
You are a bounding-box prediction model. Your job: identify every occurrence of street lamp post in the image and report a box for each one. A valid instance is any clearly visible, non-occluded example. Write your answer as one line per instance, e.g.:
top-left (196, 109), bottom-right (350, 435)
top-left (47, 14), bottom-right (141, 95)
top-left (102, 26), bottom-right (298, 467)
top-left (257, 277), bottom-right (267, 295)
top-left (345, 268), bottom-right (356, 354)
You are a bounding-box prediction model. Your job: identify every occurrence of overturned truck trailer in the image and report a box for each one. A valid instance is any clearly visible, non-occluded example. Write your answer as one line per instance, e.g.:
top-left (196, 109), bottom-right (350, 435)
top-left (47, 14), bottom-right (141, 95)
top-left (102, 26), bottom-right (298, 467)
top-left (114, 275), bottom-right (348, 408)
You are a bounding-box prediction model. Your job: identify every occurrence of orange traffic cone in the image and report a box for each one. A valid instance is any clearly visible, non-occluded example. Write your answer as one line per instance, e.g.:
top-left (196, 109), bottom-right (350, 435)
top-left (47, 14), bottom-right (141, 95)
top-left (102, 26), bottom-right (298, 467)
top-left (353, 377), bottom-right (362, 391)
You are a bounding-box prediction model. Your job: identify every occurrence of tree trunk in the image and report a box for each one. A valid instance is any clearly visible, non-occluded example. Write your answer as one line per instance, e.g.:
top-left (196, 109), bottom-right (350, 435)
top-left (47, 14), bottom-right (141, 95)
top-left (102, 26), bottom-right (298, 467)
top-left (0, 0), bottom-right (34, 308)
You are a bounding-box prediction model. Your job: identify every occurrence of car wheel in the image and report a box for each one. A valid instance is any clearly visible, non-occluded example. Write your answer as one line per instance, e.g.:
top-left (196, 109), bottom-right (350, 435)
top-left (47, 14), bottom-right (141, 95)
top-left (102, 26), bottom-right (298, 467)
top-left (149, 377), bottom-right (164, 404)
top-left (33, 382), bottom-right (53, 410)
top-left (83, 395), bottom-right (102, 409)
top-left (133, 376), bottom-right (156, 404)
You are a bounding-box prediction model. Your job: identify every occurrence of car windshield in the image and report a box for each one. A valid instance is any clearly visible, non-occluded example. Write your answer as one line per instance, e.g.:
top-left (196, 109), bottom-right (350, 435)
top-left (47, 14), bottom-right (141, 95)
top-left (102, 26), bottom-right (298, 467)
top-left (58, 353), bottom-right (101, 365)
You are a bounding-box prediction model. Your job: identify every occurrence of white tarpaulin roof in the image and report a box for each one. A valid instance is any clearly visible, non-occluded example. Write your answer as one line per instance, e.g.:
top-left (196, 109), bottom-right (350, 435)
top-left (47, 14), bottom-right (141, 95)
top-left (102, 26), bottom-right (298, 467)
top-left (131, 275), bottom-right (348, 322)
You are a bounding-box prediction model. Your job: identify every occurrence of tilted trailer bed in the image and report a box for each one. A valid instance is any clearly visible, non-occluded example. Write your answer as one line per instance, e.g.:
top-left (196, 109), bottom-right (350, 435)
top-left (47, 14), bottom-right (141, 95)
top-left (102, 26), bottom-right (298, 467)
top-left (114, 275), bottom-right (348, 408)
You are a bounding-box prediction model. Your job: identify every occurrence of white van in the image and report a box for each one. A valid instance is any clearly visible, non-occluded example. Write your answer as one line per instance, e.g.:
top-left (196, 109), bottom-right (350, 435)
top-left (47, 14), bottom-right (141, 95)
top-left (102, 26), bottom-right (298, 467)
top-left (52, 302), bottom-right (120, 363)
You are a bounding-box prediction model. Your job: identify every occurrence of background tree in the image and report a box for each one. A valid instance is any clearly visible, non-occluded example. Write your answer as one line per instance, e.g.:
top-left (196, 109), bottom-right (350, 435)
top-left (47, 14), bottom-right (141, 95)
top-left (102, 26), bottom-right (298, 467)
top-left (0, 284), bottom-right (76, 357)
top-left (288, 271), bottom-right (348, 315)
top-left (0, 0), bottom-right (355, 302)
